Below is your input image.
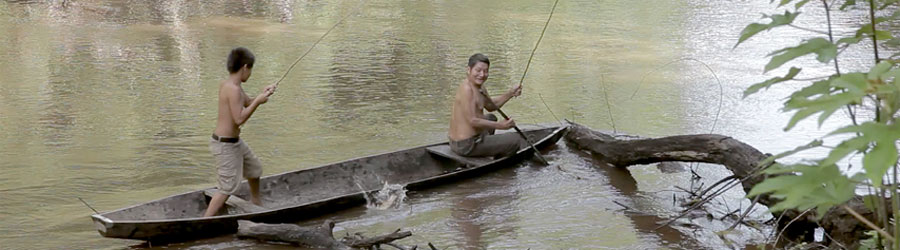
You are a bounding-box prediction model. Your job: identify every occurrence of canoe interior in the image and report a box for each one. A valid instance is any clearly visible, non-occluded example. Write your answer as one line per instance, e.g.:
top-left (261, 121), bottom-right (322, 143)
top-left (94, 126), bottom-right (561, 240)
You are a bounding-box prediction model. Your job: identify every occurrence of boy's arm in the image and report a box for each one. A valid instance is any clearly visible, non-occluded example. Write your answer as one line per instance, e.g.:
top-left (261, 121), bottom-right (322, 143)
top-left (462, 89), bottom-right (508, 130)
top-left (229, 86), bottom-right (263, 126)
top-left (487, 84), bottom-right (522, 111)
top-left (242, 90), bottom-right (252, 107)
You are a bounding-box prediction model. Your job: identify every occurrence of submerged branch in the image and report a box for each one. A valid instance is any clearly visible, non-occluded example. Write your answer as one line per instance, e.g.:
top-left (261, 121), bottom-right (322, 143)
top-left (563, 121), bottom-right (880, 248)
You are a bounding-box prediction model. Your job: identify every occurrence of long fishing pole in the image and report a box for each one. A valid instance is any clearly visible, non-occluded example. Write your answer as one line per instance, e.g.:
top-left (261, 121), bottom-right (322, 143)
top-left (273, 2), bottom-right (365, 88)
top-left (481, 0), bottom-right (560, 165)
top-left (517, 0), bottom-right (559, 87)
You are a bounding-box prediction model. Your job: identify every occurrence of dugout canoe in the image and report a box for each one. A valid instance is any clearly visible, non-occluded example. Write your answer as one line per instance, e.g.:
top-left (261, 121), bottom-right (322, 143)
top-left (91, 125), bottom-right (567, 242)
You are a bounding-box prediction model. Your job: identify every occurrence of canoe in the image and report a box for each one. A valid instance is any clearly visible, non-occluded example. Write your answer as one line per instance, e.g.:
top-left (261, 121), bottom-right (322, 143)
top-left (91, 125), bottom-right (567, 242)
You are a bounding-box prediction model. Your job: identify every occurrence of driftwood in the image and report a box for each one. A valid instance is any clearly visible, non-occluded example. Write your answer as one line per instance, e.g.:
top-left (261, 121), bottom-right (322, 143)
top-left (237, 220), bottom-right (412, 249)
top-left (564, 121), bottom-right (875, 248)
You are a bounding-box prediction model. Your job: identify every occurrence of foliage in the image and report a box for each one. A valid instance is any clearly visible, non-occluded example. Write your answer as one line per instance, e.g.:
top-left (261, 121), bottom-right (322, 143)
top-left (739, 0), bottom-right (900, 247)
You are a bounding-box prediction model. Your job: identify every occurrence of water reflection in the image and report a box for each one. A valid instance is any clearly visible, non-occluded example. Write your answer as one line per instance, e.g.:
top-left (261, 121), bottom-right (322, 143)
top-left (0, 0), bottom-right (870, 248)
top-left (448, 168), bottom-right (521, 249)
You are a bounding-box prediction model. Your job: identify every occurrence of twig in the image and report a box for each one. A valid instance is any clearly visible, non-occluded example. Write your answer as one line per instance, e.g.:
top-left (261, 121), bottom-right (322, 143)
top-left (792, 75), bottom-right (830, 81)
top-left (385, 242), bottom-right (409, 250)
top-left (774, 208), bottom-right (812, 245)
top-left (556, 165), bottom-right (583, 180)
top-left (697, 175), bottom-right (737, 199)
top-left (843, 205), bottom-right (895, 242)
top-left (766, 210), bottom-right (788, 243)
top-left (815, 221), bottom-right (849, 250)
top-left (600, 74), bottom-right (616, 133)
top-left (868, 0), bottom-right (881, 64)
top-left (821, 0), bottom-right (860, 128)
top-left (720, 208), bottom-right (741, 220)
top-left (728, 195), bottom-right (760, 230)
top-left (77, 197), bottom-right (99, 214)
top-left (655, 175), bottom-right (744, 230)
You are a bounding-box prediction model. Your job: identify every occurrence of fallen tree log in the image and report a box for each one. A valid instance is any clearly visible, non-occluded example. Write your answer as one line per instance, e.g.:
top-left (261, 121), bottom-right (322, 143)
top-left (563, 121), bottom-right (876, 248)
top-left (237, 220), bottom-right (412, 249)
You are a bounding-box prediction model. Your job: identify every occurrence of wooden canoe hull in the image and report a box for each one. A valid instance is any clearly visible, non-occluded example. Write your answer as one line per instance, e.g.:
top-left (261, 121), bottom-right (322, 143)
top-left (91, 125), bottom-right (567, 241)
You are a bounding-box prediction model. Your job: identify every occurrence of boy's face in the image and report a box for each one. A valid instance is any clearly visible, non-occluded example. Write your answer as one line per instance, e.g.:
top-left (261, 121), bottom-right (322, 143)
top-left (240, 65), bottom-right (252, 82)
top-left (467, 62), bottom-right (489, 86)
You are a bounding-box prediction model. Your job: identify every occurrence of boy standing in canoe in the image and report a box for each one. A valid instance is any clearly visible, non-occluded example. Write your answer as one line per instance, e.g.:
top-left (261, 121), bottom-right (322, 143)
top-left (448, 53), bottom-right (526, 158)
top-left (205, 47), bottom-right (276, 217)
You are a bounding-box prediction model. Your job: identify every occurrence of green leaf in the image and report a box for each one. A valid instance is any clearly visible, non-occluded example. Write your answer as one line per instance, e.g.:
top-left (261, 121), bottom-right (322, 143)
top-left (821, 136), bottom-right (870, 166)
top-left (744, 67), bottom-right (802, 98)
top-left (879, 0), bottom-right (900, 10)
top-left (765, 38), bottom-right (837, 72)
top-left (750, 164), bottom-right (855, 215)
top-left (829, 122), bottom-right (899, 137)
top-left (791, 79), bottom-right (834, 99)
top-left (783, 91), bottom-right (863, 130)
top-left (837, 36), bottom-right (863, 46)
top-left (737, 24), bottom-right (768, 48)
top-left (868, 61), bottom-right (894, 81)
top-left (863, 141), bottom-right (897, 187)
top-left (840, 0), bottom-right (858, 10)
top-left (784, 107), bottom-right (818, 131)
top-left (884, 38), bottom-right (900, 47)
top-left (874, 30), bottom-right (893, 41)
top-left (817, 108), bottom-right (839, 126)
top-left (862, 195), bottom-right (880, 212)
top-left (827, 122), bottom-right (900, 186)
top-left (757, 139), bottom-right (822, 169)
top-left (829, 73), bottom-right (867, 93)
top-left (735, 11), bottom-right (801, 48)
top-left (778, 0), bottom-right (792, 7)
top-left (795, 0), bottom-right (811, 8)
top-left (855, 24), bottom-right (895, 41)
top-left (748, 175), bottom-right (801, 197)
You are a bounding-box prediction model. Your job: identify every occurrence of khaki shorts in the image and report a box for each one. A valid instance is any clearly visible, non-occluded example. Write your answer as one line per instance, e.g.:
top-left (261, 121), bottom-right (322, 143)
top-left (209, 139), bottom-right (262, 195)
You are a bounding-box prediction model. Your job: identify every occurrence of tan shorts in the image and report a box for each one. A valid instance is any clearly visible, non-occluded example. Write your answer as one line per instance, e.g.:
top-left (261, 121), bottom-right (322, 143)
top-left (209, 139), bottom-right (262, 195)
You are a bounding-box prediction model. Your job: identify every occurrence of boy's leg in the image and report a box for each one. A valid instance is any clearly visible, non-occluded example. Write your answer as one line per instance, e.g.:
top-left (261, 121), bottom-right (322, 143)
top-left (204, 192), bottom-right (230, 217)
top-left (247, 178), bottom-right (261, 205)
top-left (241, 140), bottom-right (264, 206)
top-left (465, 132), bottom-right (524, 158)
top-left (207, 138), bottom-right (242, 216)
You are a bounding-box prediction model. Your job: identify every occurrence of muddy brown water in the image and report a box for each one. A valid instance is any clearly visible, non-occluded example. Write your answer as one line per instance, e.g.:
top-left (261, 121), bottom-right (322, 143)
top-left (0, 0), bottom-right (890, 249)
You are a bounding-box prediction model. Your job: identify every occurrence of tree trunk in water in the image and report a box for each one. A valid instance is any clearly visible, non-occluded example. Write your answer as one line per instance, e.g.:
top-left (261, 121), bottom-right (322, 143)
top-left (236, 220), bottom-right (412, 249)
top-left (564, 121), bottom-right (875, 248)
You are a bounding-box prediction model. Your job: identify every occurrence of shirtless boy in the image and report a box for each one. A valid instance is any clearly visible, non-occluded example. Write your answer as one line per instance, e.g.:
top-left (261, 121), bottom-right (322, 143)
top-left (205, 47), bottom-right (276, 217)
top-left (448, 53), bottom-right (526, 157)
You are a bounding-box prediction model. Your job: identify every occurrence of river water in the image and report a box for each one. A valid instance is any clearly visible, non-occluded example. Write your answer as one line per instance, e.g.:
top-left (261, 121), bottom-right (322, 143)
top-left (0, 0), bottom-right (889, 249)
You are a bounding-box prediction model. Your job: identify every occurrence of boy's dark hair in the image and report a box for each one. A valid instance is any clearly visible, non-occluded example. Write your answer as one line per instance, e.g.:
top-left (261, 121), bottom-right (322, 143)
top-left (468, 53), bottom-right (490, 68)
top-left (227, 47), bottom-right (255, 73)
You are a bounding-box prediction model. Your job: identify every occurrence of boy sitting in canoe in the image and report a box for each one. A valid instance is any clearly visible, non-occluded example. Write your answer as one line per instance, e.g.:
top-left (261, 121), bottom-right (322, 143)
top-left (205, 47), bottom-right (276, 217)
top-left (448, 53), bottom-right (527, 158)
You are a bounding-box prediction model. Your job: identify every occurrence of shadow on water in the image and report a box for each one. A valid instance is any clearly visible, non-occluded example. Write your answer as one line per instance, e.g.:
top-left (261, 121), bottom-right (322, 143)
top-left (565, 140), bottom-right (703, 249)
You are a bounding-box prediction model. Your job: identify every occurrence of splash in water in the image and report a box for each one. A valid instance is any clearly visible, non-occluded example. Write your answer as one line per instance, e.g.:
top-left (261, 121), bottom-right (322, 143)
top-left (363, 182), bottom-right (407, 210)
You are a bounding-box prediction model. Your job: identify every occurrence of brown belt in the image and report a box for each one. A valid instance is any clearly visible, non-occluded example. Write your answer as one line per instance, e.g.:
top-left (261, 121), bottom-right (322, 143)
top-left (211, 134), bottom-right (239, 143)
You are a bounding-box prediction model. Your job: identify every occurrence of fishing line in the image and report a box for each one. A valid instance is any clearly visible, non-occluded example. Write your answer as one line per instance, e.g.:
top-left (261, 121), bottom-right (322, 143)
top-left (626, 57), bottom-right (724, 177)
top-left (520, 0), bottom-right (560, 126)
top-left (517, 0), bottom-right (560, 87)
top-left (273, 1), bottom-right (365, 88)
top-left (628, 57), bottom-right (723, 134)
top-left (77, 197), bottom-right (99, 214)
top-left (538, 93), bottom-right (563, 125)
